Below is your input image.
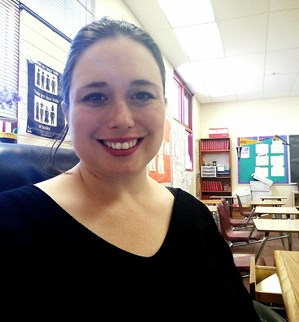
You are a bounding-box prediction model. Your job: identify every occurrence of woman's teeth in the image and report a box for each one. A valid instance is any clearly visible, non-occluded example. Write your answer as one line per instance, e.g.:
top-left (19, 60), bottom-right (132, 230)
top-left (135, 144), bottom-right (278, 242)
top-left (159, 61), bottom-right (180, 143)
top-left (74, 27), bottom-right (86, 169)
top-left (104, 139), bottom-right (138, 150)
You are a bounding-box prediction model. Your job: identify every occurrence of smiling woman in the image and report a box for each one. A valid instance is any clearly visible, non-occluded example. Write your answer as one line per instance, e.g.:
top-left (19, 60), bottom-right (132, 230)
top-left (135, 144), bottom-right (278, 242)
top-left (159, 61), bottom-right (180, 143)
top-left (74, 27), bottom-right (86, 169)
top-left (0, 17), bottom-right (260, 321)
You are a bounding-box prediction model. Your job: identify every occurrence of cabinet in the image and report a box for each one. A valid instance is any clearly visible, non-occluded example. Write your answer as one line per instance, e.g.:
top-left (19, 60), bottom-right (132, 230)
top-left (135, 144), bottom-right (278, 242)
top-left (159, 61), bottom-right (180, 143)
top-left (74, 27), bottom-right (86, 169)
top-left (292, 191), bottom-right (299, 209)
top-left (199, 137), bottom-right (231, 200)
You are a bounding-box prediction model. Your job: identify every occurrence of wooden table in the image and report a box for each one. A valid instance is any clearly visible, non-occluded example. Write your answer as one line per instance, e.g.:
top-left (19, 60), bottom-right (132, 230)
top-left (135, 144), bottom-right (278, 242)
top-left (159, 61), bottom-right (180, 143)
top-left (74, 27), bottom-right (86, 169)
top-left (259, 195), bottom-right (288, 201)
top-left (274, 250), bottom-right (299, 322)
top-left (253, 218), bottom-right (299, 262)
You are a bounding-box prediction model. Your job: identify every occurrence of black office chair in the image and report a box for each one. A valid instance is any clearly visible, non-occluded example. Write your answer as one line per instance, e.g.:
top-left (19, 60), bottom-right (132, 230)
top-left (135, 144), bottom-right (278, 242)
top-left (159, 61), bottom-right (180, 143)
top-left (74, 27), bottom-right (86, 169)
top-left (253, 300), bottom-right (287, 322)
top-left (0, 142), bottom-right (79, 192)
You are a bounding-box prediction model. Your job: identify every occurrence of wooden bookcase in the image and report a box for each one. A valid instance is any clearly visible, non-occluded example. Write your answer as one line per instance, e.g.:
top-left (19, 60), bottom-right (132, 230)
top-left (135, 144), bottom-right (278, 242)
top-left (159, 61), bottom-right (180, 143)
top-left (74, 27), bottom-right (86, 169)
top-left (199, 137), bottom-right (232, 200)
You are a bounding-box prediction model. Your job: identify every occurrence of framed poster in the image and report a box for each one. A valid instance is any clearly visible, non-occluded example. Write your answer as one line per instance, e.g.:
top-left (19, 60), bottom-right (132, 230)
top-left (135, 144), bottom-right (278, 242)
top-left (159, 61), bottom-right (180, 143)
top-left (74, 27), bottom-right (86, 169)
top-left (26, 60), bottom-right (65, 139)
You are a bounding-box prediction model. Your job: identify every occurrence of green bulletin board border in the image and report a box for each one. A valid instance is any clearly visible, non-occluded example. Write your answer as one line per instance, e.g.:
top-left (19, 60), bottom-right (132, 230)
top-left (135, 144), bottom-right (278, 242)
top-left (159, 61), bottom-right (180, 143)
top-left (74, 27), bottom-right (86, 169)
top-left (237, 135), bottom-right (289, 184)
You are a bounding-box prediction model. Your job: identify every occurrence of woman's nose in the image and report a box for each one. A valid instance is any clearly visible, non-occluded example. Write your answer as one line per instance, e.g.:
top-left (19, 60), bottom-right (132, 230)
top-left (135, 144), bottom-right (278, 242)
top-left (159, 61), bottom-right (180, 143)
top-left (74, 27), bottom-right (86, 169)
top-left (107, 100), bottom-right (135, 129)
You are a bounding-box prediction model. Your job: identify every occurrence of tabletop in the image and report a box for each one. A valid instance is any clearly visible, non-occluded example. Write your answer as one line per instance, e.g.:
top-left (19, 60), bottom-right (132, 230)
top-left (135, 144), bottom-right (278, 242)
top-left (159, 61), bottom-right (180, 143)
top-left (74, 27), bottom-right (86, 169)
top-left (209, 195), bottom-right (234, 199)
top-left (274, 250), bottom-right (299, 322)
top-left (253, 218), bottom-right (299, 233)
top-left (200, 199), bottom-right (223, 205)
top-left (251, 200), bottom-right (285, 207)
top-left (259, 196), bottom-right (288, 201)
top-left (207, 205), bottom-right (217, 212)
top-left (253, 206), bottom-right (299, 217)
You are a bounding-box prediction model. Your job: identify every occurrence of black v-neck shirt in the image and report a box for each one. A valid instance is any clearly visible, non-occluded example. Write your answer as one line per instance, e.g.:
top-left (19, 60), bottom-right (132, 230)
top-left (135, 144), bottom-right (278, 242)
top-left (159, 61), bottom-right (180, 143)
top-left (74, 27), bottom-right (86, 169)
top-left (0, 185), bottom-right (260, 321)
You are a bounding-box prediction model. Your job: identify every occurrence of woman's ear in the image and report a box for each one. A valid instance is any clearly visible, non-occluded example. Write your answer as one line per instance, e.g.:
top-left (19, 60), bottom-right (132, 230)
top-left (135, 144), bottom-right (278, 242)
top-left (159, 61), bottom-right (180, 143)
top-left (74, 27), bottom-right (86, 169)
top-left (61, 101), bottom-right (69, 123)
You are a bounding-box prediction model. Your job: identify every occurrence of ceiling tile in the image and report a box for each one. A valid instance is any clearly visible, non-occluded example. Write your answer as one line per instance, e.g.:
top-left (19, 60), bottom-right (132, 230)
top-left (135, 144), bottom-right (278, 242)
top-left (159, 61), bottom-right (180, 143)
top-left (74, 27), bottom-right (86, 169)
top-left (267, 9), bottom-right (299, 50)
top-left (220, 15), bottom-right (268, 56)
top-left (212, 0), bottom-right (268, 20)
top-left (265, 48), bottom-right (299, 75)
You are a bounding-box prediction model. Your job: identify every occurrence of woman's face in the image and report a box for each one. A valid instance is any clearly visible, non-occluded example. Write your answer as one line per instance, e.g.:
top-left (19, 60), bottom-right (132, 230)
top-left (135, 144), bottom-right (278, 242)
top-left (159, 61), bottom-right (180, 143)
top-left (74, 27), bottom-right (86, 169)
top-left (64, 36), bottom-right (166, 178)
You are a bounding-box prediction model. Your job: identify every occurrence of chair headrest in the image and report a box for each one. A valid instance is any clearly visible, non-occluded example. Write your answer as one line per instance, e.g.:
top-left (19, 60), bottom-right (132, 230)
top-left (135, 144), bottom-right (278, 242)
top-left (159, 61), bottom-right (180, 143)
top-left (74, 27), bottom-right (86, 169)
top-left (0, 142), bottom-right (79, 192)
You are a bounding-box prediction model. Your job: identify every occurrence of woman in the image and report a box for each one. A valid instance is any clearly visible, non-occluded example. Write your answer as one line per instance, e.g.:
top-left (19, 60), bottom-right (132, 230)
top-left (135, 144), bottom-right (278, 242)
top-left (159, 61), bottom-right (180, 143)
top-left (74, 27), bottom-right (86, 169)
top-left (0, 17), bottom-right (260, 320)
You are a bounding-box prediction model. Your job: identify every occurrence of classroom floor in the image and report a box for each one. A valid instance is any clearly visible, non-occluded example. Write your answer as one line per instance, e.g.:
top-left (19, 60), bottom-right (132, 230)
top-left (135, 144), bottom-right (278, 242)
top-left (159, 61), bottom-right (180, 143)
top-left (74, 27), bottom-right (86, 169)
top-left (231, 230), bottom-right (299, 267)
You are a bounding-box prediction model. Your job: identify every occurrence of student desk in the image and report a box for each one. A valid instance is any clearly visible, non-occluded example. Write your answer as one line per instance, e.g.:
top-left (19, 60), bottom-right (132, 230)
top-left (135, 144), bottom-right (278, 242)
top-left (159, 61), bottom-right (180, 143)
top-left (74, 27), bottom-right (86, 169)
top-left (200, 199), bottom-right (223, 205)
top-left (209, 195), bottom-right (235, 213)
top-left (251, 200), bottom-right (285, 208)
top-left (274, 250), bottom-right (299, 322)
top-left (207, 205), bottom-right (220, 230)
top-left (253, 218), bottom-right (299, 263)
top-left (253, 206), bottom-right (299, 219)
top-left (207, 205), bottom-right (217, 212)
top-left (259, 196), bottom-right (288, 201)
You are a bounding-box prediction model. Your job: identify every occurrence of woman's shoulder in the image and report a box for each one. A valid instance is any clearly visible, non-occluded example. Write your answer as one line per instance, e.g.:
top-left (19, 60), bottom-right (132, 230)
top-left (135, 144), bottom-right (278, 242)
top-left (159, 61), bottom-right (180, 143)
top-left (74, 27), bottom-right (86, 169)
top-left (0, 184), bottom-right (55, 213)
top-left (0, 184), bottom-right (43, 199)
top-left (167, 187), bottom-right (205, 204)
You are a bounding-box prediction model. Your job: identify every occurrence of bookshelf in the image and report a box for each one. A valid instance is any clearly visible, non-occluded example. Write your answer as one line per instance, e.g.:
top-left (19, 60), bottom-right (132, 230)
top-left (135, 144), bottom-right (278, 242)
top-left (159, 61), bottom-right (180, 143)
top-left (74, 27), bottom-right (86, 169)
top-left (199, 137), bottom-right (232, 200)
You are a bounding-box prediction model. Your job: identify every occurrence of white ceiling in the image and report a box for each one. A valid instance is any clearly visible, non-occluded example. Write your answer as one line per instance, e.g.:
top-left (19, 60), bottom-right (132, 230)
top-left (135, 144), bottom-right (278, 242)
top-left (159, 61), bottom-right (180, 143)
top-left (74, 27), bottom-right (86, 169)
top-left (123, 0), bottom-right (299, 104)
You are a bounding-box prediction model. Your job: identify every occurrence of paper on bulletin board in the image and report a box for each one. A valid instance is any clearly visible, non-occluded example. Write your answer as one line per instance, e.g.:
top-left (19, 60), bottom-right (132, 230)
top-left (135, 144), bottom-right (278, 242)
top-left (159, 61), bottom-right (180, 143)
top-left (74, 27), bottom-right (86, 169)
top-left (256, 155), bottom-right (268, 166)
top-left (240, 146), bottom-right (250, 158)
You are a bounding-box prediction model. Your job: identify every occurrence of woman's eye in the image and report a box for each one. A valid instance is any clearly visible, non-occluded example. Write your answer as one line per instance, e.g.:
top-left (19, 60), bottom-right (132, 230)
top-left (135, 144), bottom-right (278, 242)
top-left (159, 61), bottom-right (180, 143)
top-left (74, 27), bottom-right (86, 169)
top-left (132, 92), bottom-right (154, 101)
top-left (82, 93), bottom-right (106, 105)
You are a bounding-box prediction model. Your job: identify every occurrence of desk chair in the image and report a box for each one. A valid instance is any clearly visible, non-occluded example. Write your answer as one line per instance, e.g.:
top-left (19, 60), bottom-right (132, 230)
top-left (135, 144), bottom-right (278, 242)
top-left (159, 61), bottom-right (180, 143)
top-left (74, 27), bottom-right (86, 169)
top-left (233, 253), bottom-right (266, 277)
top-left (221, 198), bottom-right (253, 230)
top-left (235, 194), bottom-right (255, 223)
top-left (253, 301), bottom-right (287, 322)
top-left (217, 203), bottom-right (263, 248)
top-left (249, 256), bottom-right (285, 312)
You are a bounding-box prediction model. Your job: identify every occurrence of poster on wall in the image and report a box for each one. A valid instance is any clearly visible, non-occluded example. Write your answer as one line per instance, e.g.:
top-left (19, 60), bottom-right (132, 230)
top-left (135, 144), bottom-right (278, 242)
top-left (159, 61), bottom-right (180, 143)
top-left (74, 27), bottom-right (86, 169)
top-left (148, 117), bottom-right (171, 184)
top-left (171, 119), bottom-right (190, 192)
top-left (26, 60), bottom-right (65, 138)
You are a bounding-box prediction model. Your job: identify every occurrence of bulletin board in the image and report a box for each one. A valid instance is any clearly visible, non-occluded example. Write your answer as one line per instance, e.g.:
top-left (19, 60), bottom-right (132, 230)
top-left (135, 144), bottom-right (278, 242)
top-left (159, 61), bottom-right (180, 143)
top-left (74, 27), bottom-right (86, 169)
top-left (238, 135), bottom-right (289, 184)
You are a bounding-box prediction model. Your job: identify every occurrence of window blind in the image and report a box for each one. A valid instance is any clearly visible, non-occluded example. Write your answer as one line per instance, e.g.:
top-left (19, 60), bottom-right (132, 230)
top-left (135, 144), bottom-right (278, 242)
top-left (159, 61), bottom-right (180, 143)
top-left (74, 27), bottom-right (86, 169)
top-left (20, 0), bottom-right (95, 40)
top-left (0, 0), bottom-right (20, 122)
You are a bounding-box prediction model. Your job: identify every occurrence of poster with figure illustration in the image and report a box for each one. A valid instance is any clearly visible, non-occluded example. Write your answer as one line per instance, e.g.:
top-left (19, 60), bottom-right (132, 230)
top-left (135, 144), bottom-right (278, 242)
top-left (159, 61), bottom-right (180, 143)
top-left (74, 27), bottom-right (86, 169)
top-left (26, 60), bottom-right (65, 138)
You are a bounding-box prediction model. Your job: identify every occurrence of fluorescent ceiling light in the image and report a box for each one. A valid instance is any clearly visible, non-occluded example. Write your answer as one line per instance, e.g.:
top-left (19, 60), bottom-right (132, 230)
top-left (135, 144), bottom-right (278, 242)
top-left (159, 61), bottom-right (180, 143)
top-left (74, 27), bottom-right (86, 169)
top-left (157, 0), bottom-right (215, 27)
top-left (174, 23), bottom-right (224, 60)
top-left (157, 0), bottom-right (236, 98)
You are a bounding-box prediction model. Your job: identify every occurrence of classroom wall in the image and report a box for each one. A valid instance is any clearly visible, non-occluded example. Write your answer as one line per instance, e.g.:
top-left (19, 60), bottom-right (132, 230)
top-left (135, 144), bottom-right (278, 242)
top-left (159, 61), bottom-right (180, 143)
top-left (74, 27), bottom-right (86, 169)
top-left (199, 97), bottom-right (299, 205)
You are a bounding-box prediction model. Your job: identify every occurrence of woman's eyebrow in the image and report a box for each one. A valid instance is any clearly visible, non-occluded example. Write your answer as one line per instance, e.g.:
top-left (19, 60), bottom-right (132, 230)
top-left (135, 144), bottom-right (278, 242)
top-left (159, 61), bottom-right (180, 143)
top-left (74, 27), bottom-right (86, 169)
top-left (131, 79), bottom-right (160, 88)
top-left (80, 80), bottom-right (160, 90)
top-left (82, 82), bottom-right (108, 89)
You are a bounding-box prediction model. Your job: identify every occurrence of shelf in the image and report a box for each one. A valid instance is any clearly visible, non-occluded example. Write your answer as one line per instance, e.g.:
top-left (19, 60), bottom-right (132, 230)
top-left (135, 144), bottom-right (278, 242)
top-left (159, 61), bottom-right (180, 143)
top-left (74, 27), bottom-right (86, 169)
top-left (198, 138), bottom-right (231, 199)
